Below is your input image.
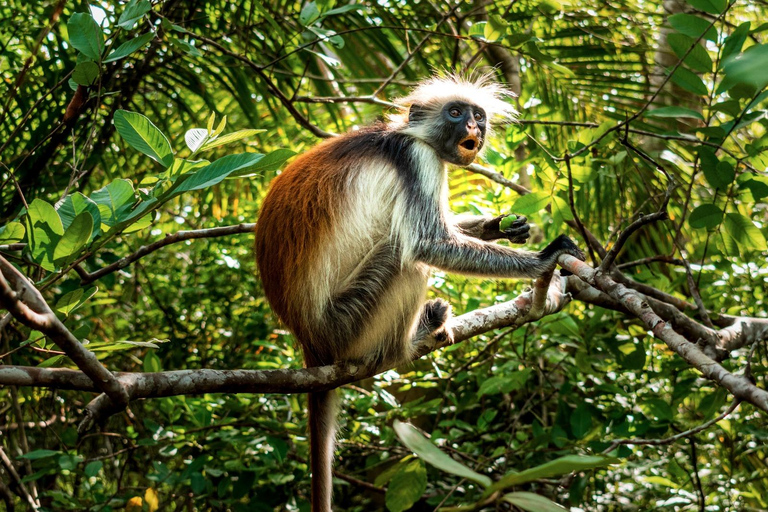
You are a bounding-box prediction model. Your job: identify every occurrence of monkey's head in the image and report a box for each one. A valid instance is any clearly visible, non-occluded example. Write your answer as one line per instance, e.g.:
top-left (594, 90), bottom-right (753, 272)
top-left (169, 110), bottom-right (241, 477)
top-left (393, 73), bottom-right (516, 166)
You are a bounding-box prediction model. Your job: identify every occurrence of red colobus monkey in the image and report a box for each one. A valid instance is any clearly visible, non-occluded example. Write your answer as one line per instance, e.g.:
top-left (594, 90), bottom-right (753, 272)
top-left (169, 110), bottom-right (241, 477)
top-left (255, 74), bottom-right (584, 511)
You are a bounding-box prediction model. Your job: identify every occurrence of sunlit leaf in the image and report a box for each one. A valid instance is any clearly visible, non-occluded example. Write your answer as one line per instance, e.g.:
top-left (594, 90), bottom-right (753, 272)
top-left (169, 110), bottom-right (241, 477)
top-left (113, 110), bottom-right (174, 167)
top-left (67, 12), bottom-right (104, 61)
top-left (118, 0), bottom-right (152, 30)
top-left (104, 32), bottom-right (155, 63)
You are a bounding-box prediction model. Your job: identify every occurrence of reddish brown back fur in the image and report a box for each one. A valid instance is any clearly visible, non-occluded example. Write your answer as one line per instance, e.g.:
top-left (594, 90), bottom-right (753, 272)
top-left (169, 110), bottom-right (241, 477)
top-left (255, 135), bottom-right (348, 356)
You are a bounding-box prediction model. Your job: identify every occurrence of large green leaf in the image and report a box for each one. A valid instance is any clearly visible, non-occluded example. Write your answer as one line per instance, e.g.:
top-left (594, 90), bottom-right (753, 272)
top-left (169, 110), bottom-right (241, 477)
top-left (385, 459), bottom-right (426, 512)
top-left (723, 213), bottom-right (768, 251)
top-left (113, 110), bottom-right (174, 167)
top-left (669, 66), bottom-right (708, 96)
top-left (26, 199), bottom-right (64, 272)
top-left (689, 204), bottom-right (723, 229)
top-left (502, 492), bottom-right (568, 512)
top-left (118, 0), bottom-right (152, 29)
top-left (698, 148), bottom-right (734, 189)
top-left (172, 153), bottom-right (265, 193)
top-left (90, 179), bottom-right (136, 227)
top-left (0, 222), bottom-right (25, 244)
top-left (667, 33), bottom-right (712, 73)
top-left (668, 14), bottom-right (717, 42)
top-left (512, 191), bottom-right (550, 215)
top-left (104, 32), bottom-right (155, 63)
top-left (53, 212), bottom-right (93, 266)
top-left (685, 0), bottom-right (726, 14)
top-left (71, 61), bottom-right (100, 86)
top-left (228, 148), bottom-right (295, 177)
top-left (721, 22), bottom-right (751, 62)
top-left (393, 420), bottom-right (492, 488)
top-left (58, 192), bottom-right (102, 239)
top-left (722, 44), bottom-right (768, 90)
top-left (486, 455), bottom-right (618, 495)
top-left (67, 13), bottom-right (104, 61)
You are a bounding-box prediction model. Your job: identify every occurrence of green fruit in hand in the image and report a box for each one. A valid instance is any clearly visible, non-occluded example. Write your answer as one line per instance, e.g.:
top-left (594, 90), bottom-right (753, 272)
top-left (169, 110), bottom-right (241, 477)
top-left (499, 214), bottom-right (518, 231)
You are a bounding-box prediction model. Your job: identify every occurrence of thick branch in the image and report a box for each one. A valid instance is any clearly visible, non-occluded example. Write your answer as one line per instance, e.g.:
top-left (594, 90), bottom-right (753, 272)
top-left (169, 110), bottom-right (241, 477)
top-left (560, 255), bottom-right (768, 412)
top-left (0, 256), bottom-right (129, 407)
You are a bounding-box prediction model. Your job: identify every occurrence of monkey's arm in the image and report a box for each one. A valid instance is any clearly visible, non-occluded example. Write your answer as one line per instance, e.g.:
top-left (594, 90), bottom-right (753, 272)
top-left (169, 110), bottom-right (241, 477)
top-left (453, 214), bottom-right (530, 243)
top-left (414, 231), bottom-right (583, 279)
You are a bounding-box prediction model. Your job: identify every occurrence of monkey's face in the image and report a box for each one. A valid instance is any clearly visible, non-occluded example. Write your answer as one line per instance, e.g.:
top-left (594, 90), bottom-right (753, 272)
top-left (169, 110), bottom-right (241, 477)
top-left (434, 101), bottom-right (487, 166)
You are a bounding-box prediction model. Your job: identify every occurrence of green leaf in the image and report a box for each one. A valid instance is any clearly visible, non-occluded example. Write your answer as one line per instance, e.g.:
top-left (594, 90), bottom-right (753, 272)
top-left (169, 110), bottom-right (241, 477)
top-left (143, 350), bottom-right (162, 372)
top-left (0, 222), bottom-right (25, 244)
top-left (669, 66), bottom-right (708, 96)
top-left (477, 370), bottom-right (531, 396)
top-left (385, 459), bottom-right (427, 512)
top-left (723, 213), bottom-right (768, 251)
top-left (487, 455), bottom-right (618, 495)
top-left (685, 0), bottom-right (726, 14)
top-left (299, 2), bottom-right (320, 26)
top-left (53, 212), bottom-right (93, 266)
top-left (185, 128), bottom-right (210, 153)
top-left (104, 32), bottom-right (154, 63)
top-left (90, 179), bottom-right (136, 227)
top-left (393, 420), bottom-right (492, 488)
top-left (503, 492), bottom-right (568, 512)
top-left (55, 287), bottom-right (98, 316)
top-left (122, 213), bottom-right (153, 234)
top-left (722, 44), bottom-right (768, 90)
top-left (741, 177), bottom-right (768, 201)
top-left (228, 148), bottom-right (295, 177)
top-left (570, 403), bottom-right (592, 439)
top-left (26, 199), bottom-right (64, 271)
top-left (173, 153), bottom-right (266, 193)
top-left (118, 0), bottom-right (152, 30)
top-left (484, 15), bottom-right (507, 42)
top-left (666, 34), bottom-right (712, 73)
top-left (646, 106), bottom-right (704, 121)
top-left (721, 22), bottom-right (751, 62)
top-left (551, 195), bottom-right (574, 222)
top-left (71, 61), bottom-right (100, 86)
top-left (84, 461), bottom-right (103, 477)
top-left (170, 37), bottom-right (202, 57)
top-left (668, 14), bottom-right (718, 42)
top-left (113, 110), bottom-right (173, 167)
top-left (67, 13), bottom-right (104, 61)
top-left (698, 148), bottom-right (734, 189)
top-left (689, 204), bottom-right (724, 230)
top-left (38, 355), bottom-right (64, 368)
top-left (199, 129), bottom-right (266, 151)
top-left (18, 449), bottom-right (60, 460)
top-left (512, 191), bottom-right (550, 215)
top-left (58, 454), bottom-right (83, 470)
top-left (469, 21), bottom-right (488, 39)
top-left (57, 192), bottom-right (102, 240)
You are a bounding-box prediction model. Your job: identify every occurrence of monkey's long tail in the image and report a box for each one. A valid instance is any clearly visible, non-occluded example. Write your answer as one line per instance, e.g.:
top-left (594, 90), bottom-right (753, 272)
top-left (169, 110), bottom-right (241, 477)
top-left (308, 389), bottom-right (340, 512)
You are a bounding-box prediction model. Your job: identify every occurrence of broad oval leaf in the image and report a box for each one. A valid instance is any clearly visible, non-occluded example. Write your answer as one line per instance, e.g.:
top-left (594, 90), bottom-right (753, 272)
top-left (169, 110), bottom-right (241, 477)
top-left (689, 204), bottom-right (723, 229)
top-left (299, 1), bottom-right (320, 25)
top-left (667, 33), bottom-right (712, 73)
top-left (393, 420), bottom-right (492, 488)
top-left (113, 110), bottom-right (173, 167)
top-left (685, 0), bottom-right (726, 15)
top-left (57, 192), bottom-right (102, 240)
top-left (723, 213), bottom-right (768, 251)
top-left (503, 492), bottom-right (568, 512)
top-left (90, 179), bottom-right (136, 227)
top-left (721, 22), bottom-right (751, 62)
top-left (668, 14), bottom-right (718, 42)
top-left (669, 66), bottom-right (708, 96)
top-left (72, 61), bottom-right (100, 86)
top-left (512, 191), bottom-right (550, 215)
top-left (118, 0), bottom-right (152, 30)
top-left (0, 222), bottom-right (25, 244)
top-left (26, 199), bottom-right (64, 271)
top-left (54, 212), bottom-right (93, 266)
top-left (722, 44), bottom-right (768, 90)
top-left (55, 286), bottom-right (98, 316)
top-left (104, 32), bottom-right (155, 63)
top-left (384, 459), bottom-right (426, 512)
top-left (67, 12), bottom-right (104, 61)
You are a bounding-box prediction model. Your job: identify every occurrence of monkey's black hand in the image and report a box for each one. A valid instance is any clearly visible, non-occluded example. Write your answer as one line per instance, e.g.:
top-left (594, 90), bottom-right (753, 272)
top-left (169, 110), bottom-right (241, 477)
top-left (487, 214), bottom-right (530, 244)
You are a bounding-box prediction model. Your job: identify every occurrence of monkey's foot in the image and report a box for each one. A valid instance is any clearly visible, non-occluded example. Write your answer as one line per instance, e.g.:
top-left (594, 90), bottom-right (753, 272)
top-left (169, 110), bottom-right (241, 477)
top-left (542, 234), bottom-right (586, 262)
top-left (433, 326), bottom-right (455, 345)
top-left (422, 298), bottom-right (451, 333)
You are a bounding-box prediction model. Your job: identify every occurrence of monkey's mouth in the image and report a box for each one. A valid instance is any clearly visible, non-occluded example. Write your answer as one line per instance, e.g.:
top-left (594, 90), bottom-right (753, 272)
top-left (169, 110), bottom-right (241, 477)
top-left (457, 135), bottom-right (480, 162)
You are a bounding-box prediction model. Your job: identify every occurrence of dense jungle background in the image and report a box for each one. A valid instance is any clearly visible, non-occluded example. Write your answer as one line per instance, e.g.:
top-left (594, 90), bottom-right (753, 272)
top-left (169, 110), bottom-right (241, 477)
top-left (1, 0), bottom-right (768, 510)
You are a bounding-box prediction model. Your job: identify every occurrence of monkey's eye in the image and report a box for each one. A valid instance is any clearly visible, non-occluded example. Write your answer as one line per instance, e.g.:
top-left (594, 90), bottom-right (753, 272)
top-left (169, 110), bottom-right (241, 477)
top-left (474, 111), bottom-right (485, 122)
top-left (449, 108), bottom-right (461, 118)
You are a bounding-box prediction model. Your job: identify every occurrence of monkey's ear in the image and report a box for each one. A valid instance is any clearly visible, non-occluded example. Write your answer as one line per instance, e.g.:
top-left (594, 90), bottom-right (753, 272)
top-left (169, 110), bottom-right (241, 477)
top-left (408, 104), bottom-right (427, 124)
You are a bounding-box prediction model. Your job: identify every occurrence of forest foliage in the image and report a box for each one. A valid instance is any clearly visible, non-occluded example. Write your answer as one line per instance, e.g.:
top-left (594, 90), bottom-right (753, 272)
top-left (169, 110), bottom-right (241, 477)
top-left (1, 0), bottom-right (768, 510)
